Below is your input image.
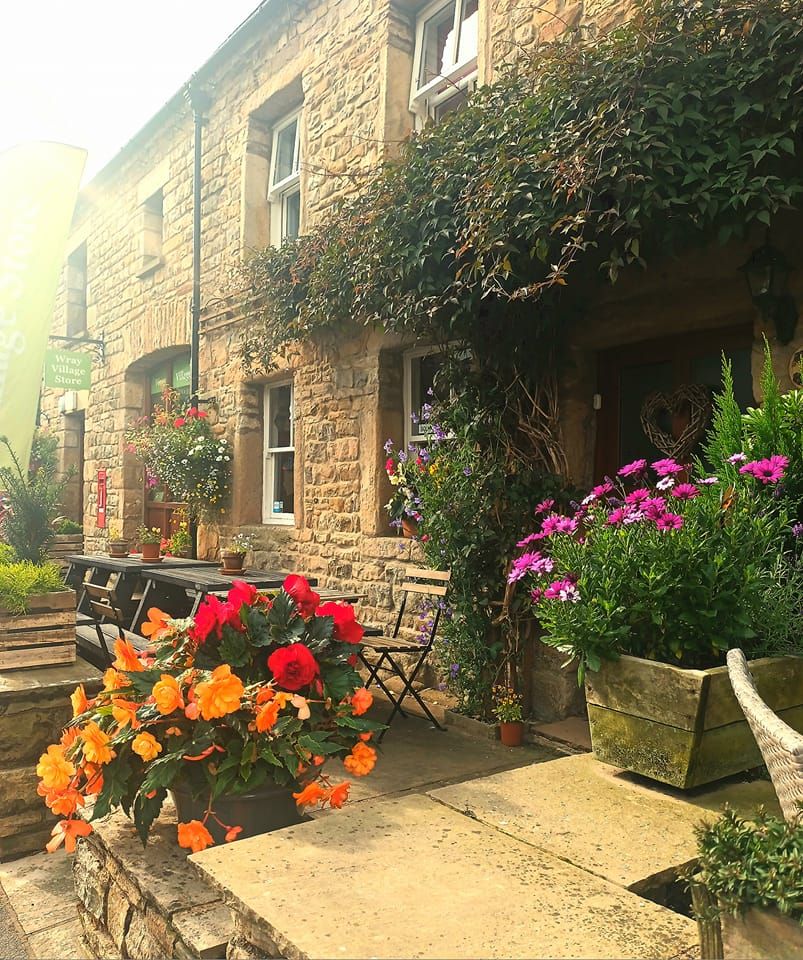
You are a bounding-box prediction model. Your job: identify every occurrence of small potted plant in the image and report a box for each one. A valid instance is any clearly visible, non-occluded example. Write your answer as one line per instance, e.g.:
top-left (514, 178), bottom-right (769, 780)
top-left (492, 685), bottom-right (524, 746)
top-left (164, 518), bottom-right (192, 558)
top-left (692, 808), bottom-right (803, 957)
top-left (107, 523), bottom-right (130, 558)
top-left (383, 439), bottom-right (426, 537)
top-left (135, 524), bottom-right (163, 561)
top-left (221, 532), bottom-right (254, 574)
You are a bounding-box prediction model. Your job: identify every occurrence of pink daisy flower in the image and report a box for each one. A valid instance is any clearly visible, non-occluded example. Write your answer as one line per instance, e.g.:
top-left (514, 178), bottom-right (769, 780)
top-left (671, 483), bottom-right (699, 500)
top-left (535, 499), bottom-right (555, 515)
top-left (656, 512), bottom-right (684, 531)
top-left (617, 459), bottom-right (647, 477)
top-left (739, 454), bottom-right (789, 484)
top-left (625, 488), bottom-right (651, 505)
top-left (652, 458), bottom-right (684, 476)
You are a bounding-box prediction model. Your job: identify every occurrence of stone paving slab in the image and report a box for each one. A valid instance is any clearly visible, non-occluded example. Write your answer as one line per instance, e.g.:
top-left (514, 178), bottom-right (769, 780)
top-left (0, 852), bottom-right (77, 934)
top-left (192, 793), bottom-right (697, 960)
top-left (429, 752), bottom-right (780, 892)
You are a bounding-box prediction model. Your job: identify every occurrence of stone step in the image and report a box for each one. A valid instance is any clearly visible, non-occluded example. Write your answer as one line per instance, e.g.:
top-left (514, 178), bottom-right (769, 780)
top-left (429, 752), bottom-right (781, 893)
top-left (191, 792), bottom-right (699, 960)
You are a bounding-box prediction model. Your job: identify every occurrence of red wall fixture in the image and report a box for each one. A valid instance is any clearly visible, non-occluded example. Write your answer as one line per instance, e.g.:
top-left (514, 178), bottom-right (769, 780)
top-left (96, 469), bottom-right (107, 528)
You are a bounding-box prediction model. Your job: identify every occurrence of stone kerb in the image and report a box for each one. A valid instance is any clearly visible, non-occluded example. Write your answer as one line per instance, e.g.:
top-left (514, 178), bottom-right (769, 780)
top-left (72, 802), bottom-right (233, 960)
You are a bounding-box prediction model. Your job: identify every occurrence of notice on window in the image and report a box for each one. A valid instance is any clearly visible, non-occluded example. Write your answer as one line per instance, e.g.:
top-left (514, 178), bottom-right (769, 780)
top-left (44, 348), bottom-right (91, 390)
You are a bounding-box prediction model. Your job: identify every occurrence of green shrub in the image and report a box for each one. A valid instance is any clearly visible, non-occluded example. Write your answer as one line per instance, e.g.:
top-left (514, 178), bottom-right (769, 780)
top-left (695, 808), bottom-right (803, 925)
top-left (0, 544), bottom-right (16, 564)
top-left (0, 562), bottom-right (67, 614)
top-left (0, 434), bottom-right (68, 563)
top-left (55, 518), bottom-right (83, 535)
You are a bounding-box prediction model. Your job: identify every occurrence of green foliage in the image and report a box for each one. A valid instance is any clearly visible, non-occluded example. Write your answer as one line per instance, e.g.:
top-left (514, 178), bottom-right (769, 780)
top-left (704, 344), bottom-right (803, 522)
top-left (0, 561), bottom-right (66, 614)
top-left (695, 808), bottom-right (803, 925)
top-left (0, 434), bottom-right (68, 563)
top-left (0, 544), bottom-right (16, 564)
top-left (240, 0), bottom-right (803, 367)
top-left (54, 518), bottom-right (82, 535)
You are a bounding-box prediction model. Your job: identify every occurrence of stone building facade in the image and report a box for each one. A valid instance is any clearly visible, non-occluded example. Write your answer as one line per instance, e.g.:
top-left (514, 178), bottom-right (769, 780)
top-left (41, 0), bottom-right (803, 720)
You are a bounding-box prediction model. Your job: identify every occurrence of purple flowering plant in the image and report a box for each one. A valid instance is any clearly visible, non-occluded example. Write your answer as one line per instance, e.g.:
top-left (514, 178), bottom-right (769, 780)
top-left (509, 453), bottom-right (803, 684)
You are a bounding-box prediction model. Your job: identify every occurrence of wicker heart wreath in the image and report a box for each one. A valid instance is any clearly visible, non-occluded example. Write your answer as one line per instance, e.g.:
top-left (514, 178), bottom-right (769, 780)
top-left (640, 384), bottom-right (712, 461)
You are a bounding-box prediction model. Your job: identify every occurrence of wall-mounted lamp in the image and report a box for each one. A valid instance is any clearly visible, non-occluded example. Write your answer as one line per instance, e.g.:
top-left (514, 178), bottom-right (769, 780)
top-left (739, 242), bottom-right (799, 345)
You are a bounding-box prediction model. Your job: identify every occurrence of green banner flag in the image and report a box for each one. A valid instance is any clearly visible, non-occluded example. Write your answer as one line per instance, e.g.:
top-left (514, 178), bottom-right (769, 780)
top-left (43, 348), bottom-right (91, 390)
top-left (0, 142), bottom-right (87, 472)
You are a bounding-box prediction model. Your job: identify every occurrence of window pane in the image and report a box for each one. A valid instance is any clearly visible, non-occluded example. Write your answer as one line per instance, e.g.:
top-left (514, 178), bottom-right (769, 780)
top-left (269, 384), bottom-right (293, 448)
top-left (271, 452), bottom-right (295, 515)
top-left (433, 87), bottom-right (470, 122)
top-left (419, 2), bottom-right (456, 88)
top-left (411, 353), bottom-right (443, 432)
top-left (284, 189), bottom-right (301, 241)
top-left (457, 0), bottom-right (479, 64)
top-left (273, 119), bottom-right (298, 185)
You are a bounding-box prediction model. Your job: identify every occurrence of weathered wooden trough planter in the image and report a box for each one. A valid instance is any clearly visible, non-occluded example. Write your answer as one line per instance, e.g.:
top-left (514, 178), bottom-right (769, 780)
top-left (586, 654), bottom-right (803, 789)
top-left (0, 590), bottom-right (77, 670)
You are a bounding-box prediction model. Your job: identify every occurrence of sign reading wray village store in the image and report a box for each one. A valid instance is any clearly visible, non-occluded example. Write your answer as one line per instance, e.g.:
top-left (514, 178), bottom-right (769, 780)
top-left (44, 348), bottom-right (91, 390)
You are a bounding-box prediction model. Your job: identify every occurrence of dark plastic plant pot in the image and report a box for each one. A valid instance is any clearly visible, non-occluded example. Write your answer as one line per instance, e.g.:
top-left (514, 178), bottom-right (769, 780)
top-left (109, 540), bottom-right (130, 558)
top-left (221, 551), bottom-right (246, 573)
top-left (169, 779), bottom-right (306, 844)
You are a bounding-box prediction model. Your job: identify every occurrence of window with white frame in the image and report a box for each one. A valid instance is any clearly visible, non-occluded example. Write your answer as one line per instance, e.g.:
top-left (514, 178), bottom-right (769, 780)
top-left (269, 111), bottom-right (301, 246)
top-left (410, 0), bottom-right (479, 124)
top-left (263, 382), bottom-right (295, 523)
top-left (404, 347), bottom-right (444, 446)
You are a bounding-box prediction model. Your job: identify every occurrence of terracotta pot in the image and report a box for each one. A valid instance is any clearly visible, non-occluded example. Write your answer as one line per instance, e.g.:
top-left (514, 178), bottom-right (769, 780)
top-left (499, 721), bottom-right (525, 746)
top-left (140, 542), bottom-right (161, 561)
top-left (108, 540), bottom-right (130, 558)
top-left (221, 550), bottom-right (246, 573)
top-left (401, 518), bottom-right (418, 539)
top-left (170, 779), bottom-right (305, 844)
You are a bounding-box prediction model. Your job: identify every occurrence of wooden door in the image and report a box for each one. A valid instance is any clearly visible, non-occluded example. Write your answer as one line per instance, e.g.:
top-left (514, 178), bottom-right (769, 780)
top-left (594, 326), bottom-right (754, 481)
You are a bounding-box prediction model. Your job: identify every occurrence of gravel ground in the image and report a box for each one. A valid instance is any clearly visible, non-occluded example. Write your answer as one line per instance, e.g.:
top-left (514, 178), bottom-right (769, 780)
top-left (0, 885), bottom-right (27, 960)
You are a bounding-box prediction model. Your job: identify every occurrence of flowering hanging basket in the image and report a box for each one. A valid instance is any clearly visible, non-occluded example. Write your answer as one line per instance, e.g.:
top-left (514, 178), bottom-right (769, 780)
top-left (125, 390), bottom-right (231, 522)
top-left (36, 575), bottom-right (382, 853)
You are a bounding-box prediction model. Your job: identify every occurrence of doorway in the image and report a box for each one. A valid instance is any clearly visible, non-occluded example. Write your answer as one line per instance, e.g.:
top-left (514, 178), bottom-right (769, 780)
top-left (594, 326), bottom-right (754, 480)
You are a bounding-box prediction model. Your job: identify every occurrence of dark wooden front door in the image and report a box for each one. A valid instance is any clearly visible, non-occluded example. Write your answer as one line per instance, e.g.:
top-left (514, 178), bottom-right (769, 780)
top-left (594, 326), bottom-right (754, 481)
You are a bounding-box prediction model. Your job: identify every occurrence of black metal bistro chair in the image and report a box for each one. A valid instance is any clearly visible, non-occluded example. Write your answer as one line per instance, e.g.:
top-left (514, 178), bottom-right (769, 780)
top-left (359, 567), bottom-right (451, 738)
top-left (75, 582), bottom-right (148, 669)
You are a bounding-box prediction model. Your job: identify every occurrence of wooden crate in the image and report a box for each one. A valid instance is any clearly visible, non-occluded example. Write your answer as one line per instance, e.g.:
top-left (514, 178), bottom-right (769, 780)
top-left (0, 590), bottom-right (76, 671)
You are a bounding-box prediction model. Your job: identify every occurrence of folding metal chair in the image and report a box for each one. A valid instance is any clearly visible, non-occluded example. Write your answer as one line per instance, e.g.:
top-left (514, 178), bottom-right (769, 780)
top-left (76, 582), bottom-right (147, 669)
top-left (360, 566), bottom-right (451, 738)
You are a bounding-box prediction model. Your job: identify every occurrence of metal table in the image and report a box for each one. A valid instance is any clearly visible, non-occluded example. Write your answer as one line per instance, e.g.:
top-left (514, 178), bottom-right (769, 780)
top-left (131, 567), bottom-right (319, 632)
top-left (64, 554), bottom-right (217, 630)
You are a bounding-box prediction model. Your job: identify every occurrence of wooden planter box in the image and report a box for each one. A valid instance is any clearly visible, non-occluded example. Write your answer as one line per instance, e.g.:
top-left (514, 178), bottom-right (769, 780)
top-left (0, 590), bottom-right (76, 670)
top-left (721, 906), bottom-right (803, 959)
top-left (585, 654), bottom-right (803, 789)
top-left (48, 534), bottom-right (84, 568)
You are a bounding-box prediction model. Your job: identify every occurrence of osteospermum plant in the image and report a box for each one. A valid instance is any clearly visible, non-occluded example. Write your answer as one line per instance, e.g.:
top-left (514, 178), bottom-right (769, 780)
top-left (509, 453), bottom-right (803, 683)
top-left (37, 576), bottom-right (381, 853)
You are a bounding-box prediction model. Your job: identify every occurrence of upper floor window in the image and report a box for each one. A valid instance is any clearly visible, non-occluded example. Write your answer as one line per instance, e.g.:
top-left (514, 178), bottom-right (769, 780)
top-left (138, 188), bottom-right (164, 277)
top-left (65, 243), bottom-right (87, 336)
top-left (269, 111), bottom-right (301, 246)
top-left (404, 347), bottom-right (444, 446)
top-left (411, 0), bottom-right (479, 123)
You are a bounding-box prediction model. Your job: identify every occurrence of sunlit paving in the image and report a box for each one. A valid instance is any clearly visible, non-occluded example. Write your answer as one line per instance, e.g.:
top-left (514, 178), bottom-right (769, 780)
top-left (1, 0), bottom-right (802, 958)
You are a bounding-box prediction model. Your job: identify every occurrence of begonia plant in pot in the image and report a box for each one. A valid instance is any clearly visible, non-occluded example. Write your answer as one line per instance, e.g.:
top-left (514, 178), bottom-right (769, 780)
top-left (37, 574), bottom-right (382, 853)
top-left (508, 439), bottom-right (803, 788)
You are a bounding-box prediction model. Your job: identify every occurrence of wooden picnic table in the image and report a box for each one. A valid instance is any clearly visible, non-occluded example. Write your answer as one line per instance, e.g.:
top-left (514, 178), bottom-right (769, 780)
top-left (130, 567), bottom-right (320, 634)
top-left (64, 554), bottom-right (217, 630)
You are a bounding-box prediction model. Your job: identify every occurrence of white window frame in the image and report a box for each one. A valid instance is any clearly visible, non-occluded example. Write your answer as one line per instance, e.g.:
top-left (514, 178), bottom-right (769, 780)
top-left (268, 110), bottom-right (302, 247)
top-left (404, 346), bottom-right (442, 447)
top-left (410, 0), bottom-right (479, 124)
top-left (263, 380), bottom-right (295, 525)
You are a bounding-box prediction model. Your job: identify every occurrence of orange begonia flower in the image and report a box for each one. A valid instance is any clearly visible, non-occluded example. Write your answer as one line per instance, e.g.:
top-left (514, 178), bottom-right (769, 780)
top-left (351, 688), bottom-right (373, 717)
top-left (292, 782), bottom-right (327, 807)
top-left (113, 637), bottom-right (144, 672)
top-left (152, 674), bottom-right (184, 715)
top-left (46, 817), bottom-right (92, 854)
top-left (255, 699), bottom-right (282, 733)
top-left (140, 607), bottom-right (171, 640)
top-left (224, 825), bottom-right (243, 843)
top-left (102, 667), bottom-right (130, 693)
top-left (177, 819), bottom-right (214, 853)
top-left (70, 684), bottom-right (90, 718)
top-left (36, 745), bottom-right (75, 792)
top-left (131, 732), bottom-right (163, 762)
top-left (358, 732), bottom-right (373, 742)
top-left (81, 763), bottom-right (104, 796)
top-left (37, 783), bottom-right (84, 817)
top-left (343, 742), bottom-right (377, 777)
top-left (328, 781), bottom-right (351, 809)
top-left (60, 727), bottom-right (81, 749)
top-left (195, 665), bottom-right (244, 721)
top-left (111, 699), bottom-right (140, 730)
top-left (81, 722), bottom-right (115, 765)
top-left (255, 685), bottom-right (275, 705)
top-left (165, 726), bottom-right (183, 736)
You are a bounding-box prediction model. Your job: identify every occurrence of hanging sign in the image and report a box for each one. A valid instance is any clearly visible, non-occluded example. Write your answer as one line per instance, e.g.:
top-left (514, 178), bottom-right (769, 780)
top-left (0, 141), bottom-right (86, 472)
top-left (96, 469), bottom-right (107, 528)
top-left (43, 348), bottom-right (91, 390)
